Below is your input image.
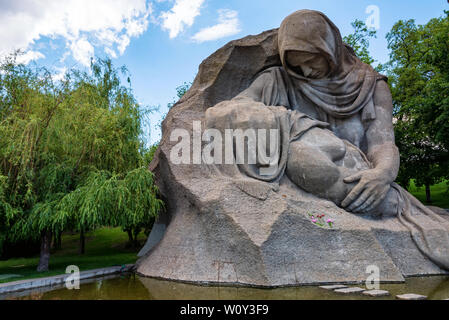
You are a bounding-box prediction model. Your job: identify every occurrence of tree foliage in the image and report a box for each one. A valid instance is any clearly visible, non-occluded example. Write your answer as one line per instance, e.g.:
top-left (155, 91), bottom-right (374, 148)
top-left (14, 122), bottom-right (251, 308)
top-left (167, 81), bottom-right (191, 109)
top-left (384, 12), bottom-right (449, 193)
top-left (343, 19), bottom-right (377, 66)
top-left (0, 54), bottom-right (162, 268)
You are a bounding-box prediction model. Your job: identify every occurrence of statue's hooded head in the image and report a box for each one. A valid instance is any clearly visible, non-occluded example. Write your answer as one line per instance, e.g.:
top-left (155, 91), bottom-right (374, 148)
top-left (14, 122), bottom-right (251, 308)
top-left (277, 9), bottom-right (386, 121)
top-left (278, 9), bottom-right (349, 79)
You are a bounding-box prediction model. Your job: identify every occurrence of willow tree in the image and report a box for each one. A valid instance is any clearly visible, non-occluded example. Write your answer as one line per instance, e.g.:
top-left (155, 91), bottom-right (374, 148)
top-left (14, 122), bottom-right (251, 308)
top-left (59, 167), bottom-right (163, 250)
top-left (0, 175), bottom-right (17, 256)
top-left (0, 55), bottom-right (161, 271)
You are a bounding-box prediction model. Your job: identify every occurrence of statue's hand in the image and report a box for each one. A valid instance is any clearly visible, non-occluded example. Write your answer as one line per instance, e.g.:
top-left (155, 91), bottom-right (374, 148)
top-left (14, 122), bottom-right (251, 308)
top-left (341, 169), bottom-right (391, 214)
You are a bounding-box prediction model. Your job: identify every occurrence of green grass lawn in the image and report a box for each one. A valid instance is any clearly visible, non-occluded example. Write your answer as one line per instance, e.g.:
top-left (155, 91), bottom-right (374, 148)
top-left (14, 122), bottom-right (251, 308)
top-left (0, 227), bottom-right (146, 284)
top-left (408, 180), bottom-right (449, 209)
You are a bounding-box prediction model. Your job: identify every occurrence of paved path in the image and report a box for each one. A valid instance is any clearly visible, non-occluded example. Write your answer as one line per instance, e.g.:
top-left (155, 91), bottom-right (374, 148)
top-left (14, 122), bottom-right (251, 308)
top-left (0, 264), bottom-right (134, 294)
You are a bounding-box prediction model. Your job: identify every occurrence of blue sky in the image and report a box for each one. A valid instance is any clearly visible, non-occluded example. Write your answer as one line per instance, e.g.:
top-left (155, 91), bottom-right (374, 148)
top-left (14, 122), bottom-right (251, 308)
top-left (1, 0), bottom-right (447, 144)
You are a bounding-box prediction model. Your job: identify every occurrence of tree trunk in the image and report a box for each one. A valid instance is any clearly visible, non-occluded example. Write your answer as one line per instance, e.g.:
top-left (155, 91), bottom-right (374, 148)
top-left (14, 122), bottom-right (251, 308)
top-left (52, 232), bottom-right (62, 250)
top-left (57, 232), bottom-right (62, 250)
top-left (37, 230), bottom-right (52, 272)
top-left (126, 229), bottom-right (133, 247)
top-left (425, 183), bottom-right (432, 203)
top-left (52, 234), bottom-right (56, 250)
top-left (132, 228), bottom-right (140, 248)
top-left (79, 228), bottom-right (85, 255)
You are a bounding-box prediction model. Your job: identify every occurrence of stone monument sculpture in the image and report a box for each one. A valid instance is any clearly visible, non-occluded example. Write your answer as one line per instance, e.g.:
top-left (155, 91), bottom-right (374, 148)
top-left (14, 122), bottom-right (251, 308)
top-left (137, 10), bottom-right (449, 287)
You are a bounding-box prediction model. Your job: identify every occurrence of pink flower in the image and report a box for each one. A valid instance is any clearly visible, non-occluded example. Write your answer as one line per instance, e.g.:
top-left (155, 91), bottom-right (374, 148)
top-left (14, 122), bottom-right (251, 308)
top-left (312, 219), bottom-right (317, 223)
top-left (327, 219), bottom-right (334, 223)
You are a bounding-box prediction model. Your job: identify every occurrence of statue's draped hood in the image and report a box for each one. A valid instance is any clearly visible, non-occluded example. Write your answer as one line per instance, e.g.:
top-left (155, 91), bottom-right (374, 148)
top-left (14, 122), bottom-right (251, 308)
top-left (278, 10), bottom-right (386, 121)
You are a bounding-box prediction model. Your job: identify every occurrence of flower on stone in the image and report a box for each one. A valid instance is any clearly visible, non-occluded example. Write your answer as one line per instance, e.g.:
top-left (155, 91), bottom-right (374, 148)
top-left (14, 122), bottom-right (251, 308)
top-left (312, 219), bottom-right (317, 223)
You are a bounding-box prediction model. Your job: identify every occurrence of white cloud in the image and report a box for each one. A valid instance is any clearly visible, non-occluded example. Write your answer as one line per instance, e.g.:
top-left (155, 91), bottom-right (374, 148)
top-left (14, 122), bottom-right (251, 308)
top-left (191, 9), bottom-right (241, 43)
top-left (70, 38), bottom-right (94, 67)
top-left (0, 0), bottom-right (152, 66)
top-left (53, 66), bottom-right (68, 81)
top-left (15, 50), bottom-right (46, 65)
top-left (160, 0), bottom-right (205, 38)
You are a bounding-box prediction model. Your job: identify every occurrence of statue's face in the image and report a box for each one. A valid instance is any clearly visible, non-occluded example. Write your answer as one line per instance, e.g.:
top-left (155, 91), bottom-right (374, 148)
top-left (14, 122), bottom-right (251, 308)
top-left (286, 51), bottom-right (329, 79)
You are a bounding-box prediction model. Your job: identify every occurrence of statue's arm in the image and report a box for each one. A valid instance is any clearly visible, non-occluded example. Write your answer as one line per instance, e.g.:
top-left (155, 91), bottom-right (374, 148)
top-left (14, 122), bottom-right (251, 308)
top-left (341, 80), bottom-right (400, 213)
top-left (234, 73), bottom-right (275, 104)
top-left (365, 80), bottom-right (400, 182)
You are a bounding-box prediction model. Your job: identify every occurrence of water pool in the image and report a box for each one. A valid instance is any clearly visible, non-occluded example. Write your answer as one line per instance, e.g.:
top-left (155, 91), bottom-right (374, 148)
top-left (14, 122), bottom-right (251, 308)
top-left (2, 274), bottom-right (449, 300)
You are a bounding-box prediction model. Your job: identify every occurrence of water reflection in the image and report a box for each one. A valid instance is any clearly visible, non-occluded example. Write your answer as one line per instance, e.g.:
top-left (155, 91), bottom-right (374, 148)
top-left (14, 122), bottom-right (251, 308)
top-left (139, 276), bottom-right (449, 300)
top-left (1, 274), bottom-right (151, 300)
top-left (3, 274), bottom-right (449, 300)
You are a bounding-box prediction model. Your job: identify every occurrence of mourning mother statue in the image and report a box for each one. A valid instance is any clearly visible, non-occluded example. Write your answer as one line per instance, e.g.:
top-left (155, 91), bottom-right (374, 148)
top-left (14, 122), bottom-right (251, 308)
top-left (137, 10), bottom-right (449, 286)
top-left (207, 9), bottom-right (397, 214)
